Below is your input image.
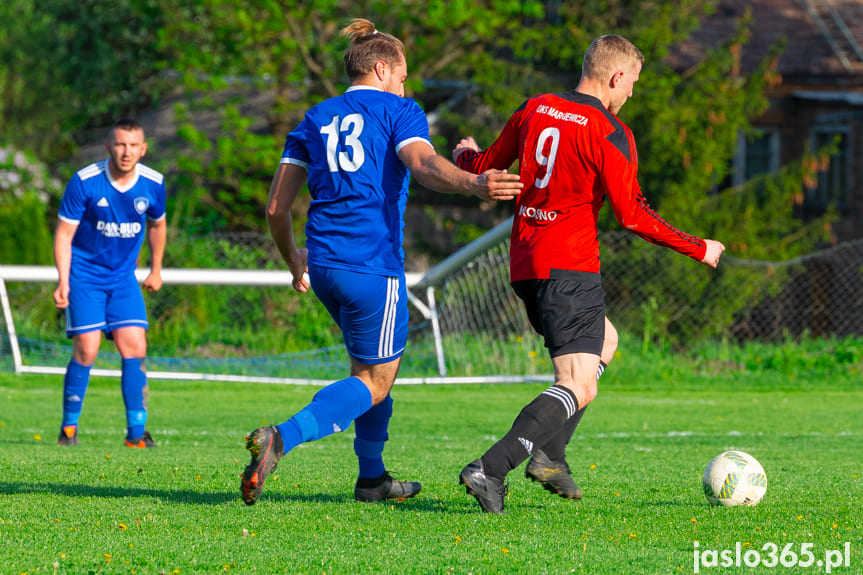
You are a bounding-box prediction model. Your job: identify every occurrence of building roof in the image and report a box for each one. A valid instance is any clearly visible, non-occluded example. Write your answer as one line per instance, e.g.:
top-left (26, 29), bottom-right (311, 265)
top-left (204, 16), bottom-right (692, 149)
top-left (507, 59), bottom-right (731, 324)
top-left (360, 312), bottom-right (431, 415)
top-left (667, 0), bottom-right (863, 85)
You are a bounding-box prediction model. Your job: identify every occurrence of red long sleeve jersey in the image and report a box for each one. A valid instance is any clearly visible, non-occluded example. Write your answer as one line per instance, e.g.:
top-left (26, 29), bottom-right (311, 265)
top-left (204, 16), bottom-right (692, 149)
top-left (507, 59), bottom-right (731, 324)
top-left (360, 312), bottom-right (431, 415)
top-left (457, 91), bottom-right (707, 281)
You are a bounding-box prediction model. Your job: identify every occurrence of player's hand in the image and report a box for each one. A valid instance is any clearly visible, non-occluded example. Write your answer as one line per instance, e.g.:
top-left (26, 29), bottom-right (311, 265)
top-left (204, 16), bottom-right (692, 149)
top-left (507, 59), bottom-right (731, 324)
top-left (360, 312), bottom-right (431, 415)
top-left (288, 247), bottom-right (310, 293)
top-left (143, 272), bottom-right (163, 292)
top-left (452, 136), bottom-right (481, 162)
top-left (700, 239), bottom-right (726, 268)
top-left (474, 169), bottom-right (522, 201)
top-left (53, 283), bottom-right (70, 309)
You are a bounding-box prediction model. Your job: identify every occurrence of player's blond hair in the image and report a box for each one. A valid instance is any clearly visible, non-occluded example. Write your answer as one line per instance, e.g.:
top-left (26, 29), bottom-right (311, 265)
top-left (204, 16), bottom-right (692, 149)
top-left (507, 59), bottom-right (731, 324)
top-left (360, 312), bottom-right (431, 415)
top-left (582, 34), bottom-right (644, 81)
top-left (341, 18), bottom-right (405, 81)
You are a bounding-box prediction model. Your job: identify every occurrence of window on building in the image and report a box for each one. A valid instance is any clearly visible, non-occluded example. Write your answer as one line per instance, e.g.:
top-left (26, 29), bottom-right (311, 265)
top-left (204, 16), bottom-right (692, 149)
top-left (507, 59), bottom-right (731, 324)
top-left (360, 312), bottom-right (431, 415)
top-left (731, 129), bottom-right (780, 187)
top-left (806, 126), bottom-right (850, 210)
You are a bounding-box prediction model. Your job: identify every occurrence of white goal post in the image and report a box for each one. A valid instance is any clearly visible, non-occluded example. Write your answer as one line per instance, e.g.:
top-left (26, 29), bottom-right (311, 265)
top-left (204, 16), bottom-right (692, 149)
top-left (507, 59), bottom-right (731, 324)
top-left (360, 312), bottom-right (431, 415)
top-left (0, 217), bottom-right (553, 385)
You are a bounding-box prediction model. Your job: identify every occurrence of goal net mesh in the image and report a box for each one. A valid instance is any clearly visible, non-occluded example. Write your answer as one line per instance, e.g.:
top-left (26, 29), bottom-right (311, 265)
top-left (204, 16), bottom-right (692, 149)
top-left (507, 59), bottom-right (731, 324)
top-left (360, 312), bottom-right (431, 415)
top-left (2, 230), bottom-right (863, 382)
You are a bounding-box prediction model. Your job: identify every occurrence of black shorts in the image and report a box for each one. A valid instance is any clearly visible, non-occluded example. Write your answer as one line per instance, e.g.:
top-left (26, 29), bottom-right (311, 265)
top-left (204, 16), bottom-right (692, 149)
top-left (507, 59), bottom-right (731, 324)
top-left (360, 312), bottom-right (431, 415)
top-left (512, 269), bottom-right (605, 357)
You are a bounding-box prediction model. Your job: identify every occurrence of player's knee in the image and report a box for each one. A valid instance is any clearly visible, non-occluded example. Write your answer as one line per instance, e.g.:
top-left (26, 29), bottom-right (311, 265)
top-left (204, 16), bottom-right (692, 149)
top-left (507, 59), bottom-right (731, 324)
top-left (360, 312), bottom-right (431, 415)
top-left (73, 347), bottom-right (99, 366)
top-left (117, 340), bottom-right (147, 358)
top-left (577, 380), bottom-right (598, 408)
top-left (368, 384), bottom-right (393, 406)
top-left (602, 320), bottom-right (619, 364)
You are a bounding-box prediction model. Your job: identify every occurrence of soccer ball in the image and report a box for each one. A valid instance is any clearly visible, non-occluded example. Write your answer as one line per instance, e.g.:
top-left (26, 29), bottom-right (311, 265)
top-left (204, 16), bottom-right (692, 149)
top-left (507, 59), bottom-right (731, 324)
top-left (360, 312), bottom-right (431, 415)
top-left (702, 450), bottom-right (767, 507)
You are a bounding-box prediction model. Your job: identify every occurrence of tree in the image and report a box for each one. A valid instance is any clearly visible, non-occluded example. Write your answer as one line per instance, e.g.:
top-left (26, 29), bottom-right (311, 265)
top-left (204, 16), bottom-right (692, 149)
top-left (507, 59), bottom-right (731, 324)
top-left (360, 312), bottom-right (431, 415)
top-left (0, 0), bottom-right (167, 161)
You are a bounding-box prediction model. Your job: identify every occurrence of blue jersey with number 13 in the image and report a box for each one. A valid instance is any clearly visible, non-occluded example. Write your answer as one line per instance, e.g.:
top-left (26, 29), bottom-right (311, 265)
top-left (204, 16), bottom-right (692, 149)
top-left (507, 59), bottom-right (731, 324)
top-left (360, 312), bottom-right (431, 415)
top-left (280, 85), bottom-right (431, 276)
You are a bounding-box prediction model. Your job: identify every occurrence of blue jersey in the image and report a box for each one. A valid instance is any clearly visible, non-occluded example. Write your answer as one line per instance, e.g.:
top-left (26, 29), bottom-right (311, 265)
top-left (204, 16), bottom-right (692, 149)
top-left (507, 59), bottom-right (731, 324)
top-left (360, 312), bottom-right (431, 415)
top-left (281, 85), bottom-right (432, 276)
top-left (58, 159), bottom-right (167, 283)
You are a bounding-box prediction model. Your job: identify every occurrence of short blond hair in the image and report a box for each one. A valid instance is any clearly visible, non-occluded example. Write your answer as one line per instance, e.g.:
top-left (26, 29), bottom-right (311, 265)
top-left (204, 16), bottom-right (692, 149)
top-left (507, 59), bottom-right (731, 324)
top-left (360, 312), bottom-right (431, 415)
top-left (341, 18), bottom-right (406, 81)
top-left (582, 35), bottom-right (644, 81)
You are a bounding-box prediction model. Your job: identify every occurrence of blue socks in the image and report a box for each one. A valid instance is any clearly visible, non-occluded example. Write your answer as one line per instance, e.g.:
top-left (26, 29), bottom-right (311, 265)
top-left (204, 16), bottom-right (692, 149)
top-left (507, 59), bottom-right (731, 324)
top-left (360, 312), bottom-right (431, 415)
top-left (276, 376), bottom-right (373, 455)
top-left (354, 394), bottom-right (393, 479)
top-left (62, 359), bottom-right (91, 428)
top-left (121, 357), bottom-right (148, 440)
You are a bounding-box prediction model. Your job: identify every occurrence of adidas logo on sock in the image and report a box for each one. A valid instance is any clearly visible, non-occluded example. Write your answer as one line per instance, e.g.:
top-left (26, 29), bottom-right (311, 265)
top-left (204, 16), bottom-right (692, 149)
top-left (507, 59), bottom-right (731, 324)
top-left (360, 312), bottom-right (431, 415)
top-left (333, 423), bottom-right (342, 433)
top-left (518, 437), bottom-right (534, 454)
top-left (97, 197), bottom-right (109, 207)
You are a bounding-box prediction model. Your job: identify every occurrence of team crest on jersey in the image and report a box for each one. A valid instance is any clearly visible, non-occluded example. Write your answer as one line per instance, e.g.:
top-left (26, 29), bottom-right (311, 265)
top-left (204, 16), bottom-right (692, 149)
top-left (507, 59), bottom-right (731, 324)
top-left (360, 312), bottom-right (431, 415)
top-left (134, 197), bottom-right (149, 215)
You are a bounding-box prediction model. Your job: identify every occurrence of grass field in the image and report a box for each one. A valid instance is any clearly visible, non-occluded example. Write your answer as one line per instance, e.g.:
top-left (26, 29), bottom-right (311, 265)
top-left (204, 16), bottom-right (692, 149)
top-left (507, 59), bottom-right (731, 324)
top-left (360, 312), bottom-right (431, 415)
top-left (1, 344), bottom-right (861, 574)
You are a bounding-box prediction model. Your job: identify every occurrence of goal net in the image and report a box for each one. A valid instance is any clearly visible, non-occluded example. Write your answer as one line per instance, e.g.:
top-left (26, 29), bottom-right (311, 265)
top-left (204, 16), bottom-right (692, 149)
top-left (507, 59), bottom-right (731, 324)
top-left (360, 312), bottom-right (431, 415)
top-left (3, 223), bottom-right (863, 384)
top-left (0, 222), bottom-right (549, 384)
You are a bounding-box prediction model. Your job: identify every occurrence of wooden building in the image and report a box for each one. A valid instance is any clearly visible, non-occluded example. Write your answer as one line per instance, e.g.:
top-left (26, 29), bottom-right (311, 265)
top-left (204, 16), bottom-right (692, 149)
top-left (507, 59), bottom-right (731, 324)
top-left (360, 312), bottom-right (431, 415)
top-left (668, 0), bottom-right (863, 241)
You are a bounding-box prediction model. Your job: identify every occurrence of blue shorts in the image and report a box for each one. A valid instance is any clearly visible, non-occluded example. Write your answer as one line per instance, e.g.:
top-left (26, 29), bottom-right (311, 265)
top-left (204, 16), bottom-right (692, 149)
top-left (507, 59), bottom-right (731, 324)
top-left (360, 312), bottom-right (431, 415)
top-left (65, 272), bottom-right (148, 338)
top-left (309, 265), bottom-right (408, 365)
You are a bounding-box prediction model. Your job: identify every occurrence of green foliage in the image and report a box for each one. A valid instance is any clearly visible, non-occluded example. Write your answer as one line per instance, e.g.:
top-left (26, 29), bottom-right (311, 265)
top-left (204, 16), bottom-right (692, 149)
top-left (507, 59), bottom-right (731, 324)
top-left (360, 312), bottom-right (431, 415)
top-left (692, 334), bottom-right (863, 379)
top-left (0, 0), bottom-right (168, 160)
top-left (150, 0), bottom-right (722, 232)
top-left (0, 194), bottom-right (53, 266)
top-left (0, 146), bottom-right (61, 265)
top-left (171, 102), bottom-right (280, 230)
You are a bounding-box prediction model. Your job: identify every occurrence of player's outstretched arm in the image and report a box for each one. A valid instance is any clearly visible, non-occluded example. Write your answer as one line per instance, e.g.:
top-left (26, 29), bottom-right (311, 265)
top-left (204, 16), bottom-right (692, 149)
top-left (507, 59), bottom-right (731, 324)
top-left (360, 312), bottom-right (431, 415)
top-left (398, 141), bottom-right (521, 201)
top-left (143, 217), bottom-right (166, 292)
top-left (266, 162), bottom-right (309, 293)
top-left (700, 239), bottom-right (726, 269)
top-left (52, 220), bottom-right (77, 309)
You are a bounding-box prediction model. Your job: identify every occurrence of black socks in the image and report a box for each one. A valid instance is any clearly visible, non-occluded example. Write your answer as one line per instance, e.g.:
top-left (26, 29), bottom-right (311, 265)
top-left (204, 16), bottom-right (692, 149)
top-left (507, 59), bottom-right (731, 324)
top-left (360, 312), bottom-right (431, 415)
top-left (481, 385), bottom-right (578, 480)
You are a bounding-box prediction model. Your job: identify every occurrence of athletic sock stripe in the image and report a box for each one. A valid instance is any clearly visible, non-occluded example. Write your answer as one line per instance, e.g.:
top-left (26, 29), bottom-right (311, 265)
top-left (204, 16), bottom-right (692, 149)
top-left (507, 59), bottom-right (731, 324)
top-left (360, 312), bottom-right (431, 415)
top-left (542, 386), bottom-right (577, 418)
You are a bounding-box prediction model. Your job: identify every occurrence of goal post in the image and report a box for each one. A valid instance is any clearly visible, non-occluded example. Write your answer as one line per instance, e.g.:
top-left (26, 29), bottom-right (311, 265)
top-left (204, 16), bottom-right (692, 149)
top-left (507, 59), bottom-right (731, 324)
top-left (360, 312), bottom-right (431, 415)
top-left (6, 226), bottom-right (854, 385)
top-left (0, 228), bottom-right (553, 384)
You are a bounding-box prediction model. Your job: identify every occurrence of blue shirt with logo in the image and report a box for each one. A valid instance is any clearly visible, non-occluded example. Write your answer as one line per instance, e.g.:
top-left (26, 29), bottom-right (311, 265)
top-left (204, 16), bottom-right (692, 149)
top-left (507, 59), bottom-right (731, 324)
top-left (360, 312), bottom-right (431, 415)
top-left (280, 86), bottom-right (432, 276)
top-left (58, 159), bottom-right (166, 284)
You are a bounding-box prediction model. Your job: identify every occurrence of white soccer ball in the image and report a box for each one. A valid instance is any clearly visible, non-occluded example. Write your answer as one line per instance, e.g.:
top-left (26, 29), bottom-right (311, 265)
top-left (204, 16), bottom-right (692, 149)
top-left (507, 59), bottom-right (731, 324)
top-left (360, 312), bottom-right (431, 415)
top-left (702, 450), bottom-right (767, 507)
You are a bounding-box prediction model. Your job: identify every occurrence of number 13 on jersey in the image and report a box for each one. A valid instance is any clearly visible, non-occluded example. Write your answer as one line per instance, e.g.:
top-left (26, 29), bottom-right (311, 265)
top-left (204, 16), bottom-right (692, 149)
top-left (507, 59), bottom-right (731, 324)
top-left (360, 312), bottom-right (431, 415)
top-left (321, 113), bottom-right (366, 172)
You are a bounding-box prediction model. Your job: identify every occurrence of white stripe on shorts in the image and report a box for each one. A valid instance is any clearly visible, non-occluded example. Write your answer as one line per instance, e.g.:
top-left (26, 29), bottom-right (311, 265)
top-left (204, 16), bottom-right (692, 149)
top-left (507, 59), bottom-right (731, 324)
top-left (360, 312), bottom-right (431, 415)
top-left (542, 386), bottom-right (577, 418)
top-left (378, 277), bottom-right (399, 358)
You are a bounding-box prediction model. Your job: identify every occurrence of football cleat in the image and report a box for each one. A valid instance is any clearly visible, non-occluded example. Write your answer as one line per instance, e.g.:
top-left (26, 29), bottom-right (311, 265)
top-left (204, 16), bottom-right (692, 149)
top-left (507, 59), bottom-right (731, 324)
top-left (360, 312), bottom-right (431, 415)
top-left (125, 430), bottom-right (157, 449)
top-left (525, 449), bottom-right (582, 500)
top-left (459, 459), bottom-right (508, 513)
top-left (58, 425), bottom-right (79, 447)
top-left (240, 426), bottom-right (284, 506)
top-left (354, 472), bottom-right (422, 502)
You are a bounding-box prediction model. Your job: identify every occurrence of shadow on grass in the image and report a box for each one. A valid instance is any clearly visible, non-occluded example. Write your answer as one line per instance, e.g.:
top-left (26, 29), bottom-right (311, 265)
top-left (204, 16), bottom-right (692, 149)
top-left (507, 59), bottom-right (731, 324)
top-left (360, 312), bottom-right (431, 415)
top-left (0, 481), bottom-right (468, 512)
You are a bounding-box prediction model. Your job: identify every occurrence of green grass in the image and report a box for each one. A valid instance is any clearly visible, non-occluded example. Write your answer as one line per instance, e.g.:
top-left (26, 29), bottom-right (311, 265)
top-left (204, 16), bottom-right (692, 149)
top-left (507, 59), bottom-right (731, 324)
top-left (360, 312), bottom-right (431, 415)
top-left (0, 350), bottom-right (861, 574)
